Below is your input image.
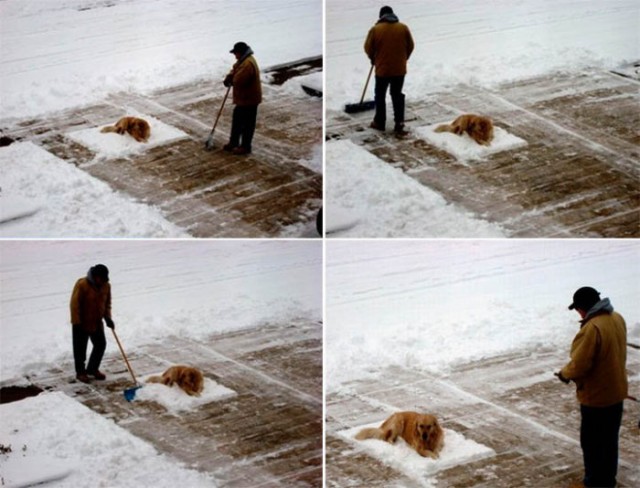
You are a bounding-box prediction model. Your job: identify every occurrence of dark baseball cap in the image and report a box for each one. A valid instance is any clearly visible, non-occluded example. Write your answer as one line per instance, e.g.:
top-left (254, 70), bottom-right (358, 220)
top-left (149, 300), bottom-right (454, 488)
top-left (380, 6), bottom-right (393, 17)
top-left (230, 42), bottom-right (248, 54)
top-left (92, 264), bottom-right (109, 281)
top-left (568, 286), bottom-right (600, 311)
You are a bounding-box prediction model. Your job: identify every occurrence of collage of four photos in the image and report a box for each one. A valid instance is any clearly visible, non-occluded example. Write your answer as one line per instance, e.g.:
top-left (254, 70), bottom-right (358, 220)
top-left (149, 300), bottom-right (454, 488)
top-left (0, 1), bottom-right (638, 487)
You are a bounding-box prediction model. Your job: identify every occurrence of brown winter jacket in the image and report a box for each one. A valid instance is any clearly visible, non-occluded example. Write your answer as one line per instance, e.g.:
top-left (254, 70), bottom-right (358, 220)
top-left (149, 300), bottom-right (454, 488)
top-left (229, 55), bottom-right (262, 106)
top-left (70, 277), bottom-right (112, 334)
top-left (561, 308), bottom-right (628, 407)
top-left (364, 17), bottom-right (415, 77)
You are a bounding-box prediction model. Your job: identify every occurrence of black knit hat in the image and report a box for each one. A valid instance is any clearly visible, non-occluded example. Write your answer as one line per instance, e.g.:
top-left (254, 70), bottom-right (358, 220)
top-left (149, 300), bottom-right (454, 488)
top-left (568, 286), bottom-right (600, 311)
top-left (230, 42), bottom-right (249, 54)
top-left (92, 264), bottom-right (109, 281)
top-left (380, 6), bottom-right (393, 17)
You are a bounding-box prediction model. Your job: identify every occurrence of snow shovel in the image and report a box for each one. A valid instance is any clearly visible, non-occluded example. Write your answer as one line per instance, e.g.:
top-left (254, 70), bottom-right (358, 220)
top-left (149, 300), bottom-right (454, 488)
top-left (110, 328), bottom-right (141, 401)
top-left (204, 85), bottom-right (231, 150)
top-left (344, 65), bottom-right (376, 114)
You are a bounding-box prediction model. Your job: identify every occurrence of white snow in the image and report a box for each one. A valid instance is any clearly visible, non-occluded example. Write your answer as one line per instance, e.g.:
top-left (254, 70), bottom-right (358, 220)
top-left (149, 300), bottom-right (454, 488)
top-left (0, 240), bottom-right (322, 383)
top-left (326, 240), bottom-right (640, 393)
top-left (67, 114), bottom-right (188, 160)
top-left (414, 124), bottom-right (528, 162)
top-left (327, 0), bottom-right (639, 112)
top-left (0, 195), bottom-right (42, 224)
top-left (0, 142), bottom-right (187, 238)
top-left (136, 376), bottom-right (237, 415)
top-left (0, 391), bottom-right (215, 487)
top-left (325, 139), bottom-right (505, 237)
top-left (338, 423), bottom-right (494, 488)
top-left (0, 0), bottom-right (322, 119)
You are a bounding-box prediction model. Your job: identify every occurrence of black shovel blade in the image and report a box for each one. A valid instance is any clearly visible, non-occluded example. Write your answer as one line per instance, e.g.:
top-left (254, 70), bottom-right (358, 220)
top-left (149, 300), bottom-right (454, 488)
top-left (344, 100), bottom-right (376, 114)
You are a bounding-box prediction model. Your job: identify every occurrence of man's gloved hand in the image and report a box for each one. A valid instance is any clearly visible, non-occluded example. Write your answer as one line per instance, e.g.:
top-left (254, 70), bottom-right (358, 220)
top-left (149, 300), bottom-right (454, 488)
top-left (223, 74), bottom-right (233, 87)
top-left (104, 317), bottom-right (115, 329)
top-left (554, 371), bottom-right (570, 384)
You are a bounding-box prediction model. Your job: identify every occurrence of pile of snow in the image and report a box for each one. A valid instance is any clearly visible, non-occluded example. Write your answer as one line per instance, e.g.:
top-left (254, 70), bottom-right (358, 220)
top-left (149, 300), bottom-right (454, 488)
top-left (67, 114), bottom-right (188, 160)
top-left (325, 139), bottom-right (505, 237)
top-left (414, 124), bottom-right (527, 162)
top-left (0, 392), bottom-right (215, 487)
top-left (0, 240), bottom-right (322, 383)
top-left (0, 194), bottom-right (42, 224)
top-left (338, 422), bottom-right (494, 488)
top-left (0, 142), bottom-right (186, 237)
top-left (327, 0), bottom-right (639, 111)
top-left (136, 376), bottom-right (236, 415)
top-left (1, 0), bottom-right (322, 119)
top-left (326, 240), bottom-right (639, 393)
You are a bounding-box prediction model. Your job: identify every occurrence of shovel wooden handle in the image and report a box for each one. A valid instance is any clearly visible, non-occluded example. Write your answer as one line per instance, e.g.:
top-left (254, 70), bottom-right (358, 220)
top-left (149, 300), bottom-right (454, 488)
top-left (359, 65), bottom-right (374, 105)
top-left (209, 85), bottom-right (231, 136)
top-left (111, 328), bottom-right (138, 385)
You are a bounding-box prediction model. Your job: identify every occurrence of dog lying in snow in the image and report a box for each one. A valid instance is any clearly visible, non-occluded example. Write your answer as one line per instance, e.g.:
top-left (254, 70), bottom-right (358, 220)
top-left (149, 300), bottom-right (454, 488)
top-left (100, 116), bottom-right (151, 143)
top-left (147, 365), bottom-right (204, 397)
top-left (355, 411), bottom-right (444, 459)
top-left (435, 114), bottom-right (494, 146)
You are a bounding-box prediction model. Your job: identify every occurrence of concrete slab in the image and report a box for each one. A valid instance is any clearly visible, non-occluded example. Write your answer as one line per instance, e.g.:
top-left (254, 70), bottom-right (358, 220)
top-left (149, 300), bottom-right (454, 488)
top-left (25, 321), bottom-right (322, 487)
top-left (1, 70), bottom-right (322, 237)
top-left (327, 69), bottom-right (639, 237)
top-left (326, 347), bottom-right (640, 487)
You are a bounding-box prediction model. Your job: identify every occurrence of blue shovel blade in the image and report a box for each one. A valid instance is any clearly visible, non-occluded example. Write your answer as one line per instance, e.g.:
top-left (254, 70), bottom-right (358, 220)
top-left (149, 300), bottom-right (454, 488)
top-left (124, 386), bottom-right (142, 402)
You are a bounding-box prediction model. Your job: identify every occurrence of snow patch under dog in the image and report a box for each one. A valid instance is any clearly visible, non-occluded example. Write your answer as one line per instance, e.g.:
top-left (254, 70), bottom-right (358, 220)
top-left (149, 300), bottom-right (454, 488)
top-left (136, 376), bottom-right (236, 415)
top-left (415, 123), bottom-right (527, 162)
top-left (338, 421), bottom-right (494, 487)
top-left (67, 114), bottom-right (188, 160)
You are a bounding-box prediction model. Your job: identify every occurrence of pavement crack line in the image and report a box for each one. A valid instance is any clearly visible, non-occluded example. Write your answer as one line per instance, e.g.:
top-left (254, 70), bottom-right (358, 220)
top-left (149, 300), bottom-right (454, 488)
top-left (180, 336), bottom-right (322, 407)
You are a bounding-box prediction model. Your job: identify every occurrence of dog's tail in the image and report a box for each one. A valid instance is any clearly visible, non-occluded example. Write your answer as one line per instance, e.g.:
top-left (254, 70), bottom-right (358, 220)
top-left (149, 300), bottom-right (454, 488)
top-left (355, 427), bottom-right (385, 441)
top-left (434, 123), bottom-right (453, 133)
top-left (146, 375), bottom-right (164, 384)
top-left (100, 125), bottom-right (118, 134)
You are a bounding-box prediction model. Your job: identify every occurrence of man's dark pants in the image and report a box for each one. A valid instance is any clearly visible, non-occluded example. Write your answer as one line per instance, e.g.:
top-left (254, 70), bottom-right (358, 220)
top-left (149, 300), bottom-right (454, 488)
top-left (230, 105), bottom-right (258, 152)
top-left (580, 402), bottom-right (623, 487)
top-left (73, 324), bottom-right (106, 375)
top-left (373, 75), bottom-right (405, 129)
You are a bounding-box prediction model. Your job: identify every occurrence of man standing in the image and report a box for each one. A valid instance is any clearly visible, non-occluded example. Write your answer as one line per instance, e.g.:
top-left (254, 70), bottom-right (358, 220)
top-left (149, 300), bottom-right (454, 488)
top-left (70, 264), bottom-right (115, 383)
top-left (223, 41), bottom-right (262, 155)
top-left (556, 286), bottom-right (628, 488)
top-left (364, 6), bottom-right (414, 136)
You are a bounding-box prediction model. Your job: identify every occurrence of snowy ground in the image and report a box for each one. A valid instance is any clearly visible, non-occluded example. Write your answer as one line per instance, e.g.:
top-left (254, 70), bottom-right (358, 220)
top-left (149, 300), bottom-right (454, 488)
top-left (0, 0), bottom-right (322, 238)
top-left (326, 0), bottom-right (639, 236)
top-left (0, 240), bottom-right (322, 384)
top-left (0, 392), bottom-right (215, 487)
top-left (327, 0), bottom-right (639, 112)
top-left (0, 142), bottom-right (187, 237)
top-left (1, 0), bottom-right (322, 120)
top-left (326, 239), bottom-right (640, 393)
top-left (325, 139), bottom-right (505, 237)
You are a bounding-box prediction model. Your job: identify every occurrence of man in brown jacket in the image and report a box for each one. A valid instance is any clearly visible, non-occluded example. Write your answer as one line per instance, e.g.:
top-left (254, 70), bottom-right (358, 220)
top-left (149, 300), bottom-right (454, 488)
top-left (70, 264), bottom-right (115, 383)
top-left (364, 6), bottom-right (414, 136)
top-left (556, 286), bottom-right (627, 488)
top-left (223, 41), bottom-right (262, 155)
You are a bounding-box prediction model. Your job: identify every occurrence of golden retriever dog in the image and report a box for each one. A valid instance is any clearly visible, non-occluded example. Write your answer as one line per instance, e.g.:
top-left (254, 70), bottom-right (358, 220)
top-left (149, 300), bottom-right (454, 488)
top-left (355, 411), bottom-right (444, 459)
top-left (435, 114), bottom-right (494, 146)
top-left (100, 116), bottom-right (151, 143)
top-left (147, 365), bottom-right (204, 397)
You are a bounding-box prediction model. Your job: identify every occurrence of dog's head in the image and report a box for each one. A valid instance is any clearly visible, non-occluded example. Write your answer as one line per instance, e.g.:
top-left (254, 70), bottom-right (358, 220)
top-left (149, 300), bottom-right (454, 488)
top-left (415, 414), bottom-right (441, 447)
top-left (180, 368), bottom-right (204, 395)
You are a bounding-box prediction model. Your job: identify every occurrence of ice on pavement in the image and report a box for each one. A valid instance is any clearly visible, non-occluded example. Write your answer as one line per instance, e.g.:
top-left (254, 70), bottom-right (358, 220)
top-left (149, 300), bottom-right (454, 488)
top-left (326, 139), bottom-right (505, 237)
top-left (0, 391), bottom-right (215, 488)
top-left (67, 114), bottom-right (189, 160)
top-left (338, 422), bottom-right (494, 488)
top-left (414, 124), bottom-right (528, 162)
top-left (0, 142), bottom-right (187, 238)
top-left (136, 376), bottom-right (237, 415)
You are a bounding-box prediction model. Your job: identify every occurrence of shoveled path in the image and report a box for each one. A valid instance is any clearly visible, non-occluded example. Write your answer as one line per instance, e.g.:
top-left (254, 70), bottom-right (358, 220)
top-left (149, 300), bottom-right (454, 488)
top-left (326, 346), bottom-right (640, 487)
top-left (29, 321), bottom-right (323, 487)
